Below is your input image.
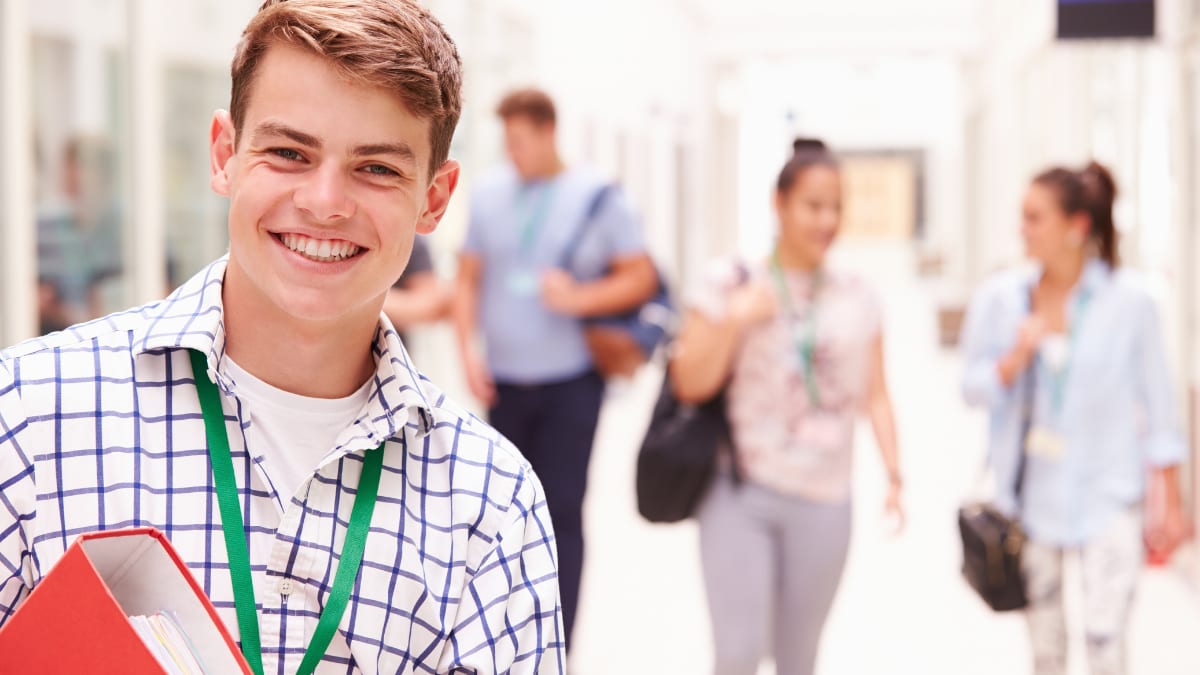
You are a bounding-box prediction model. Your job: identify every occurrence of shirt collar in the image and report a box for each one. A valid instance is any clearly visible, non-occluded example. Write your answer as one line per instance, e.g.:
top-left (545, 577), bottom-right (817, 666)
top-left (1078, 257), bottom-right (1112, 294)
top-left (1028, 256), bottom-right (1112, 298)
top-left (135, 256), bottom-right (434, 447)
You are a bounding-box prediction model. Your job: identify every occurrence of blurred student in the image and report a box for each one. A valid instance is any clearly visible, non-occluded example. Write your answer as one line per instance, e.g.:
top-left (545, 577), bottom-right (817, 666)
top-left (36, 137), bottom-right (122, 333)
top-left (960, 161), bottom-right (1188, 675)
top-left (454, 88), bottom-right (658, 643)
top-left (670, 139), bottom-right (904, 675)
top-left (384, 235), bottom-right (452, 342)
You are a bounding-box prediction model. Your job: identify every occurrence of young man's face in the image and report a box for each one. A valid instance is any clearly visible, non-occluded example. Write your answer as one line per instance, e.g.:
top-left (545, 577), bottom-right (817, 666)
top-left (210, 42), bottom-right (458, 325)
top-left (503, 116), bottom-right (555, 180)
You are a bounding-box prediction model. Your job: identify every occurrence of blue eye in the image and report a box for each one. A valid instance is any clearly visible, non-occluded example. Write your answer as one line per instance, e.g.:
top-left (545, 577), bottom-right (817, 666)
top-left (364, 164), bottom-right (399, 177)
top-left (272, 148), bottom-right (303, 161)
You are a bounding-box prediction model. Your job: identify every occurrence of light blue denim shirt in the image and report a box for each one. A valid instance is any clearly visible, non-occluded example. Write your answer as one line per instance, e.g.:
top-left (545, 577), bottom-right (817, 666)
top-left (961, 259), bottom-right (1187, 546)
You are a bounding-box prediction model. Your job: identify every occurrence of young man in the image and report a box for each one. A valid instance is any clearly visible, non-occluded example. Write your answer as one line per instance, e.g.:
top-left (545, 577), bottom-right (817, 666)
top-left (454, 88), bottom-right (658, 643)
top-left (0, 2), bottom-right (563, 673)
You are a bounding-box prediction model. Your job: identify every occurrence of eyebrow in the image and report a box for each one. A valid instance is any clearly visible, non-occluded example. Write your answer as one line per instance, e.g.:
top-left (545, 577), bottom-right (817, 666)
top-left (253, 122), bottom-right (320, 149)
top-left (252, 121), bottom-right (417, 167)
top-left (352, 143), bottom-right (416, 167)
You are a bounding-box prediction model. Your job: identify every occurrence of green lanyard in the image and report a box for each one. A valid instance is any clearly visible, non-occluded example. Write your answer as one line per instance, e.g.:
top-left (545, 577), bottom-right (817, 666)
top-left (770, 251), bottom-right (823, 408)
top-left (189, 350), bottom-right (384, 675)
top-left (1049, 288), bottom-right (1093, 415)
top-left (517, 183), bottom-right (557, 258)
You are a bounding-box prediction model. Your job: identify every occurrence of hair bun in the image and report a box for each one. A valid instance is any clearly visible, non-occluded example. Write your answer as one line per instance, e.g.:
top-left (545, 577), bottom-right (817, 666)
top-left (792, 138), bottom-right (828, 155)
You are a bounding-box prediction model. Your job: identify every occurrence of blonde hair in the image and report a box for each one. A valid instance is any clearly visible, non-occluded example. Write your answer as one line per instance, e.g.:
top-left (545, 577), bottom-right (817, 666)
top-left (230, 0), bottom-right (462, 176)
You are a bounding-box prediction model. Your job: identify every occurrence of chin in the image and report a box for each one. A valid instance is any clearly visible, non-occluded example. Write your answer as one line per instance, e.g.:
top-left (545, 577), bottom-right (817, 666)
top-left (272, 288), bottom-right (376, 325)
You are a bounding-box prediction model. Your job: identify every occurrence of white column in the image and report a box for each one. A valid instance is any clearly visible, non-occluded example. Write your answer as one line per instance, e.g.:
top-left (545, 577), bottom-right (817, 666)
top-left (126, 0), bottom-right (166, 306)
top-left (1, 0), bottom-right (37, 345)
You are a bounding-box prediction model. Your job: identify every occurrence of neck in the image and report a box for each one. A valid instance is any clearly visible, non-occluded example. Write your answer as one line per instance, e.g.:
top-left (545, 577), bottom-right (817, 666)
top-left (526, 155), bottom-right (565, 181)
top-left (1041, 252), bottom-right (1087, 292)
top-left (774, 242), bottom-right (822, 273)
top-left (221, 263), bottom-right (378, 399)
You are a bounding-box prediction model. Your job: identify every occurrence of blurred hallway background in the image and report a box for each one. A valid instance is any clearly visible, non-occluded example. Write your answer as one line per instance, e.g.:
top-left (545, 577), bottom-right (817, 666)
top-left (3, 0), bottom-right (1200, 672)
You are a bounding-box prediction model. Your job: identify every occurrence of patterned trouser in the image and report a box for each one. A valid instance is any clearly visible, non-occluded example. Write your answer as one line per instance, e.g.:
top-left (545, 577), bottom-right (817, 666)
top-left (1022, 507), bottom-right (1143, 675)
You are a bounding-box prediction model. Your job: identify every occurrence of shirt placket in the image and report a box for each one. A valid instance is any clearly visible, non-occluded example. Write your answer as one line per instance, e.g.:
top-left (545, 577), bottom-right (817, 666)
top-left (223, 382), bottom-right (316, 675)
top-left (264, 485), bottom-right (313, 675)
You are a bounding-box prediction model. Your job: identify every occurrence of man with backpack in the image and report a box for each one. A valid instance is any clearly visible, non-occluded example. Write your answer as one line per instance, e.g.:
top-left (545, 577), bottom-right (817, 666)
top-left (454, 88), bottom-right (658, 644)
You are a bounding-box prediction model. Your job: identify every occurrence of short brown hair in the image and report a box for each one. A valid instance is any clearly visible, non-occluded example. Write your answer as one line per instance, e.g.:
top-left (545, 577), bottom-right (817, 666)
top-left (496, 88), bottom-right (556, 127)
top-left (230, 0), bottom-right (462, 177)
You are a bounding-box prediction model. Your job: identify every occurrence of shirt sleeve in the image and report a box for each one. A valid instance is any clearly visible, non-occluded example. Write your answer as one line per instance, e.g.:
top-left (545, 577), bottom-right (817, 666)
top-left (438, 467), bottom-right (565, 674)
top-left (960, 281), bottom-right (1014, 409)
top-left (461, 191), bottom-right (487, 258)
top-left (1133, 292), bottom-right (1188, 468)
top-left (0, 359), bottom-right (37, 627)
top-left (395, 236), bottom-right (436, 289)
top-left (594, 186), bottom-right (645, 259)
top-left (858, 280), bottom-right (884, 340)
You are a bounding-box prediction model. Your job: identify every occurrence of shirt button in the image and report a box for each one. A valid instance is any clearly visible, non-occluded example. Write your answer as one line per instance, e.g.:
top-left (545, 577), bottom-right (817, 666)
top-left (279, 579), bottom-right (294, 596)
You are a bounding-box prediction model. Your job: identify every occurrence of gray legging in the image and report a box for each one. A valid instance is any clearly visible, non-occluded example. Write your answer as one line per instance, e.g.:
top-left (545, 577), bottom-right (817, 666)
top-left (698, 475), bottom-right (852, 675)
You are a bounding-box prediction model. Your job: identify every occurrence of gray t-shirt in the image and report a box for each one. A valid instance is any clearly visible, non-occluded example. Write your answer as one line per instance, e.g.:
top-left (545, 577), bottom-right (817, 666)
top-left (395, 235), bottom-right (435, 288)
top-left (462, 165), bottom-right (644, 384)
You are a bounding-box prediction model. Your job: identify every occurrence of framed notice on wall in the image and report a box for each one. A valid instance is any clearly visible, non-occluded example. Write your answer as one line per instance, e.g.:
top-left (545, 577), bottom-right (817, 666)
top-left (1057, 0), bottom-right (1155, 39)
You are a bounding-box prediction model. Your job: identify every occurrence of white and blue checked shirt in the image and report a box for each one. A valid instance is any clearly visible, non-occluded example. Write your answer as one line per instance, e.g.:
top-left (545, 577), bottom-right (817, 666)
top-left (0, 258), bottom-right (565, 674)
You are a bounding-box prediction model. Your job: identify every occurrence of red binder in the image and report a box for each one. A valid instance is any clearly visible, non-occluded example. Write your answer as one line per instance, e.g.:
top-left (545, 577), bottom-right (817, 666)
top-left (0, 527), bottom-right (251, 674)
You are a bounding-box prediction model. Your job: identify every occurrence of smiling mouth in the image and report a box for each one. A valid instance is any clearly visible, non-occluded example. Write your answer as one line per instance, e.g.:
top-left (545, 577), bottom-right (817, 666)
top-left (275, 233), bottom-right (364, 263)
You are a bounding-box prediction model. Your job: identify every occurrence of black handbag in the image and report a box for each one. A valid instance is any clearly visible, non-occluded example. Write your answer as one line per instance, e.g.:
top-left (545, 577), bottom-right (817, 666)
top-left (958, 349), bottom-right (1035, 612)
top-left (635, 370), bottom-right (731, 523)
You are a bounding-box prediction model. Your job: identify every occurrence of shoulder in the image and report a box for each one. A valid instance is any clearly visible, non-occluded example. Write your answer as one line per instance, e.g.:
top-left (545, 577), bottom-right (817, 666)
top-left (560, 165), bottom-right (608, 192)
top-left (825, 268), bottom-right (876, 299)
top-left (1106, 266), bottom-right (1164, 315)
top-left (411, 380), bottom-right (543, 526)
top-left (2, 302), bottom-right (161, 367)
top-left (969, 265), bottom-right (1034, 312)
top-left (471, 165), bottom-right (519, 201)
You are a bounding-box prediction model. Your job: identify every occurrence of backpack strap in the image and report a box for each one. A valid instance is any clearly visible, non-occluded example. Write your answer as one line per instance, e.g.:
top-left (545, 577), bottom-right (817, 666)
top-left (559, 183), bottom-right (616, 270)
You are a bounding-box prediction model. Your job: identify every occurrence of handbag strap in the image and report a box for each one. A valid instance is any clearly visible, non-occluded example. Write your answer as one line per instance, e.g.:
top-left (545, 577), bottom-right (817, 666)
top-left (559, 183), bottom-right (616, 270)
top-left (1014, 285), bottom-right (1039, 509)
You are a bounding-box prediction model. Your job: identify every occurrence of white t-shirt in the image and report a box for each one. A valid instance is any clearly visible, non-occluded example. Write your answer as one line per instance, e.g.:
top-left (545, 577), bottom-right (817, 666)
top-left (223, 357), bottom-right (372, 502)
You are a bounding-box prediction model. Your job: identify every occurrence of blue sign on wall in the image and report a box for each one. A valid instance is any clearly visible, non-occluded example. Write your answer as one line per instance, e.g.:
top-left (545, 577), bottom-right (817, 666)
top-left (1057, 0), bottom-right (1155, 39)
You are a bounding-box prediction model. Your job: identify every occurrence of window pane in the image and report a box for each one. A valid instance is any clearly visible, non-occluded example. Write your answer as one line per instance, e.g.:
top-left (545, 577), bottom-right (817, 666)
top-left (164, 64), bottom-right (230, 287)
top-left (30, 0), bottom-right (130, 334)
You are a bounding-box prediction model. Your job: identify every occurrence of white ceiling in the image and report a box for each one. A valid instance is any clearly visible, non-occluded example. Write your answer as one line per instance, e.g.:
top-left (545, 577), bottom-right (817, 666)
top-left (681, 0), bottom-right (986, 58)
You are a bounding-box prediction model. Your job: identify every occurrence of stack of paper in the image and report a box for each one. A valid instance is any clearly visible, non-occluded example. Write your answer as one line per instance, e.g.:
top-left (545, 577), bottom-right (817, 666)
top-left (128, 610), bottom-right (211, 675)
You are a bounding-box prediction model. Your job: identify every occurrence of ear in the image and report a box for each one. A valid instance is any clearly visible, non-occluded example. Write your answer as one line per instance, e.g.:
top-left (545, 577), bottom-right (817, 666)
top-left (1069, 211), bottom-right (1091, 245)
top-left (210, 109), bottom-right (236, 197)
top-left (415, 159), bottom-right (461, 235)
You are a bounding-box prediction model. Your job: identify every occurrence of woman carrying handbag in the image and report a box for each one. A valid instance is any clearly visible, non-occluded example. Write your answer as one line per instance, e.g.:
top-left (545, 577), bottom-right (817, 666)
top-left (960, 161), bottom-right (1190, 675)
top-left (669, 139), bottom-right (904, 675)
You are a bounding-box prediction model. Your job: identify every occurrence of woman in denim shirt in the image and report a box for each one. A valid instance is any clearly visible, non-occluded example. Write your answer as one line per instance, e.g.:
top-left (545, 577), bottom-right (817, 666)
top-left (961, 161), bottom-right (1189, 675)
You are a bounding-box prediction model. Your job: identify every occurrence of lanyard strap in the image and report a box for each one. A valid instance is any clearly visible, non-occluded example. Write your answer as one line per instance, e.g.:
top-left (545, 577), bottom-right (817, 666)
top-left (189, 350), bottom-right (384, 675)
top-left (517, 183), bottom-right (557, 257)
top-left (770, 251), bottom-right (823, 408)
top-left (1049, 288), bottom-right (1093, 414)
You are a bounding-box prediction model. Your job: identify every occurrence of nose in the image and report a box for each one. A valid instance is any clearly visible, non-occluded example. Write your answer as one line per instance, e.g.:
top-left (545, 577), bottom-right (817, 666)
top-left (293, 162), bottom-right (356, 223)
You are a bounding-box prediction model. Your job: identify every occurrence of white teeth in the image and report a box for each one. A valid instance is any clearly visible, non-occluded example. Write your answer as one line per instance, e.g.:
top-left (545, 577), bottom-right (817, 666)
top-left (279, 233), bottom-right (360, 262)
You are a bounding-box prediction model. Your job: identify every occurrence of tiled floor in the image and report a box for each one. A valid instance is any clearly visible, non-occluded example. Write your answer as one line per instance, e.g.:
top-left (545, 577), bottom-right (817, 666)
top-left (567, 243), bottom-right (1200, 675)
